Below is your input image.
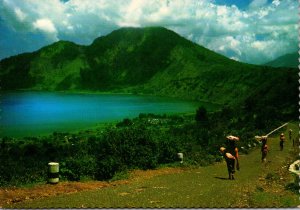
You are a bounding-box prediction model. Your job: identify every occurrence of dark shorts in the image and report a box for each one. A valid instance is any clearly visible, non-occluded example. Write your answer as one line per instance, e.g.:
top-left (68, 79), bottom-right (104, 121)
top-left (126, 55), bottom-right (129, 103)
top-left (226, 158), bottom-right (235, 174)
top-left (262, 151), bottom-right (267, 160)
top-left (280, 141), bottom-right (284, 147)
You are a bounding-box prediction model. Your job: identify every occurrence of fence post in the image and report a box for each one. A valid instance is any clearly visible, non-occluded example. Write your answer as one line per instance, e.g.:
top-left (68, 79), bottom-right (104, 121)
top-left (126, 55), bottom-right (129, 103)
top-left (48, 162), bottom-right (59, 184)
top-left (177, 153), bottom-right (183, 164)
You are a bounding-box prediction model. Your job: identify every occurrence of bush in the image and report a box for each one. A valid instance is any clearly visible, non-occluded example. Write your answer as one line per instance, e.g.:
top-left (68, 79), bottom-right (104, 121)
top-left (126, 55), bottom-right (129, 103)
top-left (116, 118), bottom-right (133, 127)
top-left (285, 175), bottom-right (299, 193)
top-left (195, 106), bottom-right (208, 124)
top-left (95, 155), bottom-right (123, 180)
top-left (61, 156), bottom-right (97, 181)
top-left (94, 125), bottom-right (161, 179)
top-left (110, 170), bottom-right (130, 181)
top-left (157, 138), bottom-right (181, 164)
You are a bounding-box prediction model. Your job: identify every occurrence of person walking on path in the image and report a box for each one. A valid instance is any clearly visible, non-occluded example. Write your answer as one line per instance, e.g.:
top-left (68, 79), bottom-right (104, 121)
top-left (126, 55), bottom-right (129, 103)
top-left (289, 129), bottom-right (293, 146)
top-left (260, 136), bottom-right (269, 163)
top-left (220, 147), bottom-right (236, 180)
top-left (279, 133), bottom-right (285, 151)
top-left (219, 135), bottom-right (240, 180)
top-left (226, 135), bottom-right (240, 171)
top-left (289, 129), bottom-right (292, 140)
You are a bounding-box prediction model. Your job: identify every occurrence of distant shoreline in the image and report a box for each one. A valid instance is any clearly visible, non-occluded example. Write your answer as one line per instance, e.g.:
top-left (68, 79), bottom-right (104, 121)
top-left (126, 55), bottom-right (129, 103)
top-left (3, 88), bottom-right (224, 105)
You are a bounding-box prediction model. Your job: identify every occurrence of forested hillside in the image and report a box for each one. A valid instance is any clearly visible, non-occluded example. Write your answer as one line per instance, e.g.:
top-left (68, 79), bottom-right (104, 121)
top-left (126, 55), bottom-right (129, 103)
top-left (264, 52), bottom-right (298, 68)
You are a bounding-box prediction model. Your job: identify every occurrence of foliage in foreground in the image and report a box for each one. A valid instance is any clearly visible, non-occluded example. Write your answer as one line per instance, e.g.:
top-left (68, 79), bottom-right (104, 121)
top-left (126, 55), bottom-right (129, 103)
top-left (0, 104), bottom-right (291, 187)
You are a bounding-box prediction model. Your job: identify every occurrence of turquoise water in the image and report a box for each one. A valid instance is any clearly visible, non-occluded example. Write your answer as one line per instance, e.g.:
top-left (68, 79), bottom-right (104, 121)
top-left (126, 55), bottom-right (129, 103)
top-left (1, 91), bottom-right (216, 137)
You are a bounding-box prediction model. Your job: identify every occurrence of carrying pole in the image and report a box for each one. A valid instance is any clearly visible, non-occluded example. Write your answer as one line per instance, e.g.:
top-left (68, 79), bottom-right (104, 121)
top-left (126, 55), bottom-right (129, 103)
top-left (265, 122), bottom-right (288, 137)
top-left (255, 122), bottom-right (288, 140)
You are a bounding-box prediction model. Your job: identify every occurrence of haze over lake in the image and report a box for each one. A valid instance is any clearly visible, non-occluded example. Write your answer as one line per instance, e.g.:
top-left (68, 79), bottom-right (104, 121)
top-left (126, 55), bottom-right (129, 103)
top-left (1, 91), bottom-right (217, 137)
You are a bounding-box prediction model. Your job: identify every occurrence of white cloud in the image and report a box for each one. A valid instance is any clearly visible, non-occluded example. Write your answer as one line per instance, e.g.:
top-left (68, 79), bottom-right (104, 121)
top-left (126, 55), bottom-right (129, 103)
top-left (217, 6), bottom-right (227, 16)
top-left (257, 9), bottom-right (269, 19)
top-left (272, 0), bottom-right (280, 7)
top-left (230, 56), bottom-right (239, 61)
top-left (14, 8), bottom-right (26, 21)
top-left (33, 18), bottom-right (57, 33)
top-left (207, 35), bottom-right (243, 58)
top-left (0, 0), bottom-right (297, 64)
top-left (249, 0), bottom-right (268, 8)
top-left (33, 18), bottom-right (58, 41)
top-left (251, 40), bottom-right (269, 51)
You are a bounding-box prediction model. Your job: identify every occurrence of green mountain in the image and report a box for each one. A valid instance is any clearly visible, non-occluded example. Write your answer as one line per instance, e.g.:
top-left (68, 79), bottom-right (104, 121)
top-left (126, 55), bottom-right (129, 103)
top-left (264, 52), bottom-right (298, 68)
top-left (0, 27), bottom-right (297, 115)
top-left (0, 40), bottom-right (85, 90)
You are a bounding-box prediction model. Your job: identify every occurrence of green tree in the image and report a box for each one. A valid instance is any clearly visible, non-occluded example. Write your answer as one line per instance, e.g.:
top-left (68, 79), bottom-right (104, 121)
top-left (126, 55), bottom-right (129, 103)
top-left (195, 106), bottom-right (208, 123)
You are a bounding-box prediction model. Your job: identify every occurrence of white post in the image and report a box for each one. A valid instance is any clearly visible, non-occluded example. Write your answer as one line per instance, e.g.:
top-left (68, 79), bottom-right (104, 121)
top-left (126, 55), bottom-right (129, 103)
top-left (177, 153), bottom-right (183, 164)
top-left (48, 162), bottom-right (59, 184)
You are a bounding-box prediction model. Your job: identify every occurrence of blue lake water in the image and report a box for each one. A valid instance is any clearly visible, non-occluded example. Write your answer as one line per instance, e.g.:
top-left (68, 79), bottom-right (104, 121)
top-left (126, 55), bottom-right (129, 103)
top-left (1, 91), bottom-right (217, 137)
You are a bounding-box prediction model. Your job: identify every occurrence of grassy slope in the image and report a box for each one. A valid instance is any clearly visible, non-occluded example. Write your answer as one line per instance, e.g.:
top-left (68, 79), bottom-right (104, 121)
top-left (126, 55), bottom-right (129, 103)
top-left (0, 41), bottom-right (86, 91)
top-left (264, 52), bottom-right (298, 68)
top-left (8, 123), bottom-right (299, 208)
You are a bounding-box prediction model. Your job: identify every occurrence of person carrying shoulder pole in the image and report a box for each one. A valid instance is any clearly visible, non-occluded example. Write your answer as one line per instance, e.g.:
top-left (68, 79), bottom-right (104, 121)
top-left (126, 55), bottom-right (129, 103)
top-left (279, 133), bottom-right (285, 151)
top-left (226, 135), bottom-right (240, 171)
top-left (255, 123), bottom-right (288, 159)
top-left (220, 147), bottom-right (236, 180)
top-left (219, 135), bottom-right (240, 180)
top-left (260, 136), bottom-right (269, 163)
top-left (289, 129), bottom-right (292, 140)
top-left (289, 129), bottom-right (293, 146)
top-left (255, 135), bottom-right (269, 163)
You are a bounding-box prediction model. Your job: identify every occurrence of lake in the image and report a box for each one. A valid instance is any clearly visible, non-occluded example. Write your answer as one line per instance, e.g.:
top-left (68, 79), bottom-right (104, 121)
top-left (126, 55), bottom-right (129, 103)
top-left (1, 91), bottom-right (218, 137)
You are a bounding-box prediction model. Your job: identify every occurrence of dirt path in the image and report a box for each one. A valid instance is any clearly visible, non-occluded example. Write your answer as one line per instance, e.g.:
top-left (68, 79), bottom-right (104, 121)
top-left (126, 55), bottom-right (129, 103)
top-left (0, 167), bottom-right (183, 207)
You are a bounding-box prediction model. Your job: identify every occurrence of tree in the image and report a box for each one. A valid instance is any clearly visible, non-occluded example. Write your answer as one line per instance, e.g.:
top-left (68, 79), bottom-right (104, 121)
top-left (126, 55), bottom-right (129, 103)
top-left (195, 106), bottom-right (208, 123)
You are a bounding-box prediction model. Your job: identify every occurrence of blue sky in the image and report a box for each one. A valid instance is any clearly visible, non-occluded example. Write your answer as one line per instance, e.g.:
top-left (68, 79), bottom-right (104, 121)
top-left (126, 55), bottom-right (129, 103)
top-left (0, 0), bottom-right (297, 64)
top-left (214, 0), bottom-right (274, 9)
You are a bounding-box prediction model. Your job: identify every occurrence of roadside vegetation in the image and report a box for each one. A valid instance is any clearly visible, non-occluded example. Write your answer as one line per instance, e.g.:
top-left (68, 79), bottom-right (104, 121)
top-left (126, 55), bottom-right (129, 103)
top-left (0, 99), bottom-right (295, 188)
top-left (3, 122), bottom-right (298, 208)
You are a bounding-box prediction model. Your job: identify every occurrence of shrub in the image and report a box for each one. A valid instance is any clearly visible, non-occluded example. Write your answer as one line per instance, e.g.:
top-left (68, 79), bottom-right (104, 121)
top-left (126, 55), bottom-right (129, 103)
top-left (157, 138), bottom-right (181, 164)
top-left (110, 170), bottom-right (130, 181)
top-left (61, 156), bottom-right (97, 181)
top-left (195, 106), bottom-right (208, 123)
top-left (95, 155), bottom-right (123, 180)
top-left (116, 118), bottom-right (133, 127)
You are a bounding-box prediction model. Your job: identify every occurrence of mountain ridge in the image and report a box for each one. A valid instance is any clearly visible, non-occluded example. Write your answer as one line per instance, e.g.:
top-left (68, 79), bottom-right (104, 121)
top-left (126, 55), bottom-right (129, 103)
top-left (264, 52), bottom-right (298, 68)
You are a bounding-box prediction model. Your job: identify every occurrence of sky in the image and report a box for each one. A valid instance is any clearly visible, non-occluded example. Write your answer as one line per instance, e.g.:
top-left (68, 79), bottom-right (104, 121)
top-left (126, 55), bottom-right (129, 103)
top-left (0, 0), bottom-right (298, 64)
